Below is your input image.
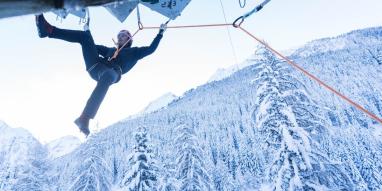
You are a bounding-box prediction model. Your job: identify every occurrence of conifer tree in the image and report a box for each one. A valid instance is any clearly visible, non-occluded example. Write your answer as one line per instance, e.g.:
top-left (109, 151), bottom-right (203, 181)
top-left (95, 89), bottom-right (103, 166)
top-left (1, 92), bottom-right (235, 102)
top-left (120, 127), bottom-right (159, 191)
top-left (175, 123), bottom-right (212, 191)
top-left (253, 46), bottom-right (353, 190)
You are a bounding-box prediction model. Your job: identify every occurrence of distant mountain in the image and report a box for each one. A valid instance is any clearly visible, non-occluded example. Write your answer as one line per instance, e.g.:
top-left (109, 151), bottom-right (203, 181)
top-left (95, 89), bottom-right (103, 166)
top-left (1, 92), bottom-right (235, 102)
top-left (46, 135), bottom-right (81, 160)
top-left (124, 92), bottom-right (178, 121)
top-left (0, 120), bottom-right (7, 131)
top-left (141, 92), bottom-right (178, 114)
top-left (1, 26), bottom-right (382, 190)
top-left (208, 48), bottom-right (296, 83)
top-left (208, 54), bottom-right (262, 82)
top-left (0, 121), bottom-right (48, 190)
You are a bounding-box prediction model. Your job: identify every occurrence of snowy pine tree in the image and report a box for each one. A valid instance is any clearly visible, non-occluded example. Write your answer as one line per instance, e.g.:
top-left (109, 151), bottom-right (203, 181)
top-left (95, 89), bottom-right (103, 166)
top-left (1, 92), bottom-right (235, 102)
top-left (11, 160), bottom-right (48, 191)
top-left (252, 46), bottom-right (353, 190)
top-left (175, 123), bottom-right (212, 191)
top-left (69, 142), bottom-right (112, 191)
top-left (211, 159), bottom-right (234, 191)
top-left (120, 127), bottom-right (159, 191)
top-left (334, 129), bottom-right (382, 190)
top-left (158, 172), bottom-right (179, 191)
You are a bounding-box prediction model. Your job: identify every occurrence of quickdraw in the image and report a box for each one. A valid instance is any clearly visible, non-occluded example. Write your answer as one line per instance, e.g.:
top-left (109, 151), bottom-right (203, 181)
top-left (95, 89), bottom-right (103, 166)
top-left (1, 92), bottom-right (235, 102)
top-left (233, 0), bottom-right (271, 27)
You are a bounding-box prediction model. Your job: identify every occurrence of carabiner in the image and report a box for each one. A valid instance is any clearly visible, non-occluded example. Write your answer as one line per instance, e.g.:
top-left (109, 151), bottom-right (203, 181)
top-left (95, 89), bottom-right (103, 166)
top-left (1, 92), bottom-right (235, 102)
top-left (233, 16), bottom-right (244, 28)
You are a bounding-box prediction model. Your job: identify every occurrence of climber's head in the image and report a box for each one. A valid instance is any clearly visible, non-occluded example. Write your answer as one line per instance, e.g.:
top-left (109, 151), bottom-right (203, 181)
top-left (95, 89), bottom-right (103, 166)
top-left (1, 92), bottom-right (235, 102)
top-left (117, 30), bottom-right (132, 48)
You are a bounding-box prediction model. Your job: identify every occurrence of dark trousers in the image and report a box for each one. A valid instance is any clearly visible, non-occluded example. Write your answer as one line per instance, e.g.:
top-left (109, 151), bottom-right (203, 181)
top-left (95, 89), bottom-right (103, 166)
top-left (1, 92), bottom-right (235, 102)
top-left (50, 28), bottom-right (119, 119)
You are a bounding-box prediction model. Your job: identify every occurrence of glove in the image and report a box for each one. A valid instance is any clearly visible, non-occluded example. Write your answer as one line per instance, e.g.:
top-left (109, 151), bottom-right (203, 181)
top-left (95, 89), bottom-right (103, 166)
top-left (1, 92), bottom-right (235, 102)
top-left (159, 23), bottom-right (167, 35)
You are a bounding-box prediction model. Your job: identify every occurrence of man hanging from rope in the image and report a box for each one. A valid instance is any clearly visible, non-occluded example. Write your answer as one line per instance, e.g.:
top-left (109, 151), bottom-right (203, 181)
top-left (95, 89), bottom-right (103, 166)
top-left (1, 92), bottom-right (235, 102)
top-left (35, 14), bottom-right (167, 136)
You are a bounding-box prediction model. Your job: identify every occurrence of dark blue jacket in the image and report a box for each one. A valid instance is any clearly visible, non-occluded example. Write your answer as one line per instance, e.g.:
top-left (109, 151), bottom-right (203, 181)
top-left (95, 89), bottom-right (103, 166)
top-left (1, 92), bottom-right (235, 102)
top-left (95, 32), bottom-right (163, 81)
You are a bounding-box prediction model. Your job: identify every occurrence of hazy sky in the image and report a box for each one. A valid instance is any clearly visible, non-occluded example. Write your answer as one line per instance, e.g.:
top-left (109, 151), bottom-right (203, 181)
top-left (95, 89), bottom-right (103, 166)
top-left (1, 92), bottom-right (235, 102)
top-left (0, 0), bottom-right (381, 143)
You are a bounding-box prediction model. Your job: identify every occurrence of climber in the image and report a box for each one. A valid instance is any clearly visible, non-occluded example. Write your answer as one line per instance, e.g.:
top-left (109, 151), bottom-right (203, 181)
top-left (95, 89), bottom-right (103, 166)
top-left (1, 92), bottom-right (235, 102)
top-left (35, 14), bottom-right (167, 137)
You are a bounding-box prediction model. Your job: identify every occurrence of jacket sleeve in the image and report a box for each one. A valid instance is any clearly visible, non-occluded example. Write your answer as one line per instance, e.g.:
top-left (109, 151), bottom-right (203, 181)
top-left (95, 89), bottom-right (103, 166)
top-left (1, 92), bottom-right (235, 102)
top-left (135, 33), bottom-right (163, 60)
top-left (96, 45), bottom-right (112, 58)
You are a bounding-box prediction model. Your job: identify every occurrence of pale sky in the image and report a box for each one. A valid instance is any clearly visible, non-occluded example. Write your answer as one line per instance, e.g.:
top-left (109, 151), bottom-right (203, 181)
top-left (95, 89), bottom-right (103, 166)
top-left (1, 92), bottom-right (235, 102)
top-left (0, 0), bottom-right (381, 143)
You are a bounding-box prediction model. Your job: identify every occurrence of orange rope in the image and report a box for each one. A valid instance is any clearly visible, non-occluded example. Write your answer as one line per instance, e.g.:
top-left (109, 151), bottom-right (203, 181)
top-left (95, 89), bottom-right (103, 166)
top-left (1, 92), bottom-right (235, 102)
top-left (141, 23), bottom-right (232, 30)
top-left (110, 21), bottom-right (382, 125)
top-left (237, 26), bottom-right (382, 125)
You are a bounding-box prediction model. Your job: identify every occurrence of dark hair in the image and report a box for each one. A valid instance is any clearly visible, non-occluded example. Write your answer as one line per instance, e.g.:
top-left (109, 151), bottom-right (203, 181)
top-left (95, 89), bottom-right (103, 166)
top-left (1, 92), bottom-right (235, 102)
top-left (118, 30), bottom-right (133, 48)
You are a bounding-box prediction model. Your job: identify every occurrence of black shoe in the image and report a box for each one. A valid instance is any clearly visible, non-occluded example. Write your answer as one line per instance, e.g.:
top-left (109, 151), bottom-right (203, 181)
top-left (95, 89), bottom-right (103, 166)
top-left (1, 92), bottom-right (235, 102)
top-left (74, 116), bottom-right (90, 137)
top-left (35, 14), bottom-right (53, 38)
